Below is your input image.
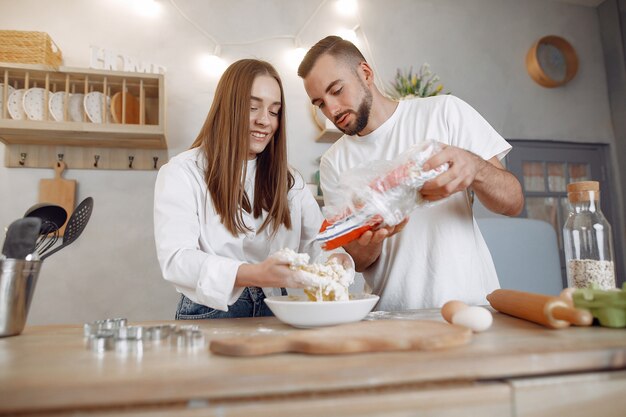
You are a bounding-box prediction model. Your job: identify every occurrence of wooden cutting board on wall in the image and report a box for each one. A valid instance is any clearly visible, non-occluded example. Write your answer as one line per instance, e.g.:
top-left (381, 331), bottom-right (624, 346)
top-left (210, 320), bottom-right (472, 356)
top-left (39, 161), bottom-right (76, 236)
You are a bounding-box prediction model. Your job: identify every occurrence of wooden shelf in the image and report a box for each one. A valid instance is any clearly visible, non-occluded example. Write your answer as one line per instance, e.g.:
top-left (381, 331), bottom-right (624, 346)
top-left (0, 62), bottom-right (166, 170)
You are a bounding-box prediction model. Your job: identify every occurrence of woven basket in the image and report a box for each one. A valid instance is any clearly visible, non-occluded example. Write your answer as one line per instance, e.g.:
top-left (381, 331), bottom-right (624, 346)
top-left (0, 30), bottom-right (63, 67)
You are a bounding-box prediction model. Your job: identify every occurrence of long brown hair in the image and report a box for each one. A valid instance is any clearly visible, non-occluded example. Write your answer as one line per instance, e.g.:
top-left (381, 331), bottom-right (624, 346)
top-left (191, 59), bottom-right (294, 237)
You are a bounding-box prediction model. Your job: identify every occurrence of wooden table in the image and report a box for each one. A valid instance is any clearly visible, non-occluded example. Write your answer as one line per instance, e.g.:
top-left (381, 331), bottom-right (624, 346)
top-left (1, 310), bottom-right (625, 416)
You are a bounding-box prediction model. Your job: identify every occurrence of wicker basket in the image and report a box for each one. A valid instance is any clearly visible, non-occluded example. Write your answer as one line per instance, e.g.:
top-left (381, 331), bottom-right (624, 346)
top-left (0, 30), bottom-right (63, 67)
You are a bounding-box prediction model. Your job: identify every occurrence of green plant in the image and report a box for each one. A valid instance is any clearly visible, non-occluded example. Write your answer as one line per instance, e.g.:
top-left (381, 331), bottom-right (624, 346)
top-left (387, 63), bottom-right (445, 99)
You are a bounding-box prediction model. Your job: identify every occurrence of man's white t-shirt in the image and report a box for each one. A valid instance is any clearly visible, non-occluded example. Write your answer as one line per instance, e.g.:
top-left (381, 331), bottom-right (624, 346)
top-left (320, 95), bottom-right (511, 310)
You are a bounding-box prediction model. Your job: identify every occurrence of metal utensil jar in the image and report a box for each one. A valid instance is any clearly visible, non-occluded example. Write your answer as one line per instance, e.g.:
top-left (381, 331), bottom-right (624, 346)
top-left (563, 181), bottom-right (616, 290)
top-left (0, 259), bottom-right (42, 337)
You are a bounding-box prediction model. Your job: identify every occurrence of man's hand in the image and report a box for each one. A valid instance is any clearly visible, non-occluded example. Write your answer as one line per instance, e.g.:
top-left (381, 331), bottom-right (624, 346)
top-left (343, 218), bottom-right (409, 272)
top-left (420, 144), bottom-right (487, 202)
top-left (420, 144), bottom-right (524, 216)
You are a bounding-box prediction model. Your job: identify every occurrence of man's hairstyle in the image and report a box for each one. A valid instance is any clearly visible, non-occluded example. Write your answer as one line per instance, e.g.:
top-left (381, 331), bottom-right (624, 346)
top-left (297, 36), bottom-right (367, 78)
top-left (191, 59), bottom-right (294, 237)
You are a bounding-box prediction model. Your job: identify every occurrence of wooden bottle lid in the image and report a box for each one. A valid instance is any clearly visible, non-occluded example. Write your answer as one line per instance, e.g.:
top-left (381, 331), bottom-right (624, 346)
top-left (567, 181), bottom-right (599, 193)
top-left (567, 181), bottom-right (599, 202)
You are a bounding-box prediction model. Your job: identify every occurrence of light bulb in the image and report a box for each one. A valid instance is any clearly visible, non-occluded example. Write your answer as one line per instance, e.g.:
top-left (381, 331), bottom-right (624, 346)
top-left (132, 0), bottom-right (161, 17)
top-left (285, 48), bottom-right (306, 69)
top-left (199, 54), bottom-right (227, 77)
top-left (335, 0), bottom-right (358, 16)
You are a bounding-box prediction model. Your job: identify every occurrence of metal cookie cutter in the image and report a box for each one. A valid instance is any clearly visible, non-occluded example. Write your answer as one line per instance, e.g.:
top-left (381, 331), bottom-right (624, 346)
top-left (88, 329), bottom-right (116, 353)
top-left (84, 318), bottom-right (127, 337)
top-left (170, 325), bottom-right (205, 349)
top-left (114, 325), bottom-right (145, 356)
top-left (144, 324), bottom-right (177, 341)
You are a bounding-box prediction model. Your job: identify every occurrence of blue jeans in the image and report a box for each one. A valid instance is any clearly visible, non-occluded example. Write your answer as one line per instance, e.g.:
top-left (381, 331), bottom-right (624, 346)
top-left (175, 287), bottom-right (286, 320)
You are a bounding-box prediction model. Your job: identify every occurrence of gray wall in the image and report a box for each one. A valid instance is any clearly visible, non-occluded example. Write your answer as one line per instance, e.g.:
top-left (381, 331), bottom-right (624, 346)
top-left (0, 0), bottom-right (620, 325)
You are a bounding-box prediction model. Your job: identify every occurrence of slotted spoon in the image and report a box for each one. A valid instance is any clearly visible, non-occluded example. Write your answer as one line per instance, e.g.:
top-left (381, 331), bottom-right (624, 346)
top-left (40, 197), bottom-right (94, 260)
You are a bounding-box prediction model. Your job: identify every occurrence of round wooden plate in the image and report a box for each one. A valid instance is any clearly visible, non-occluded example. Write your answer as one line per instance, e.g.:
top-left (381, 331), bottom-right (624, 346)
top-left (111, 91), bottom-right (139, 124)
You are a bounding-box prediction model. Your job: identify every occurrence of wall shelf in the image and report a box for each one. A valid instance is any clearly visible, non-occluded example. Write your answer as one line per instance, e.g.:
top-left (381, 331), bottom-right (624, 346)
top-left (0, 62), bottom-right (167, 170)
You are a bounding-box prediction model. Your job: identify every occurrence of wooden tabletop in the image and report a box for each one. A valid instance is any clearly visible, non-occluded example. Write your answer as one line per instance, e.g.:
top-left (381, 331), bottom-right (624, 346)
top-left (1, 310), bottom-right (625, 414)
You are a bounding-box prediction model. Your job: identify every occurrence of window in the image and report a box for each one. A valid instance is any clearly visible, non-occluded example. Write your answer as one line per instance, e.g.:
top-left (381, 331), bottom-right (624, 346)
top-left (505, 140), bottom-right (623, 287)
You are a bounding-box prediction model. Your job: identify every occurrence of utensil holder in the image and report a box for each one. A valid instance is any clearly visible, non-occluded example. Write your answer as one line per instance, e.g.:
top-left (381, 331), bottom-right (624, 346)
top-left (0, 259), bottom-right (42, 337)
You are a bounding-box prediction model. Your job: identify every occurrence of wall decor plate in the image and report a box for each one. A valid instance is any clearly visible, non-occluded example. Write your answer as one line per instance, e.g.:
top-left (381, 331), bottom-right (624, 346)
top-left (48, 91), bottom-right (68, 121)
top-left (526, 35), bottom-right (578, 88)
top-left (68, 93), bottom-right (84, 122)
top-left (84, 91), bottom-right (111, 123)
top-left (23, 88), bottom-right (48, 121)
top-left (7, 89), bottom-right (26, 120)
top-left (0, 84), bottom-right (15, 117)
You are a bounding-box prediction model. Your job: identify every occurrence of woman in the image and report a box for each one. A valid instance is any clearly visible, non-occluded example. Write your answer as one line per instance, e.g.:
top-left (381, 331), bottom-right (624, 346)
top-left (154, 59), bottom-right (323, 319)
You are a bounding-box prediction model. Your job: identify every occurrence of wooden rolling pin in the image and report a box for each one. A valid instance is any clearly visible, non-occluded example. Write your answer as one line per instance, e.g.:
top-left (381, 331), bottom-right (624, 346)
top-left (487, 289), bottom-right (593, 329)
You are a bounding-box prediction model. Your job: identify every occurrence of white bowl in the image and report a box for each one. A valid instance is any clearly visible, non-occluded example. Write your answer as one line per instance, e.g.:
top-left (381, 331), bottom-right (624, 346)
top-left (264, 294), bottom-right (379, 328)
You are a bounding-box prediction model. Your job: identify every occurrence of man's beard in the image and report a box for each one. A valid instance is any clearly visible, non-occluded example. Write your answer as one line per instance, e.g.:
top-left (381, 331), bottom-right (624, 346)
top-left (335, 85), bottom-right (373, 136)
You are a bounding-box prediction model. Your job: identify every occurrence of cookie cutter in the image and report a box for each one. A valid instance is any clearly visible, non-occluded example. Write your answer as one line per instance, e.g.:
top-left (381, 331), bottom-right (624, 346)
top-left (170, 325), bottom-right (205, 349)
top-left (83, 319), bottom-right (206, 354)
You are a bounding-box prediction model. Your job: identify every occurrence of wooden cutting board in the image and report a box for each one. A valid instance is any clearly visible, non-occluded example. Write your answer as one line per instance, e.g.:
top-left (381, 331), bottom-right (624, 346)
top-left (39, 161), bottom-right (76, 236)
top-left (111, 91), bottom-right (139, 124)
top-left (210, 320), bottom-right (472, 356)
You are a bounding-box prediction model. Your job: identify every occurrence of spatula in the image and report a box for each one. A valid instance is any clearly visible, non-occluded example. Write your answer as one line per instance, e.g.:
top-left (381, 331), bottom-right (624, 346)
top-left (40, 197), bottom-right (94, 260)
top-left (1, 217), bottom-right (42, 259)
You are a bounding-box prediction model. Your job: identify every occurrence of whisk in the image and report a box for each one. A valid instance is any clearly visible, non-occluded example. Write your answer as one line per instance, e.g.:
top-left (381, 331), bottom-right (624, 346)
top-left (35, 220), bottom-right (60, 255)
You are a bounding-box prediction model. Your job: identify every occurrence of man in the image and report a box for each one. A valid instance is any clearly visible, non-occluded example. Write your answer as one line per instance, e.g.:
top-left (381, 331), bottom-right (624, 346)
top-left (298, 36), bottom-right (524, 310)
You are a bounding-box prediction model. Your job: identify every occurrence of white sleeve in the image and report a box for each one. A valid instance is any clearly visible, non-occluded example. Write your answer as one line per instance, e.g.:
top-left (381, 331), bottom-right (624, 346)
top-left (294, 173), bottom-right (324, 261)
top-left (153, 161), bottom-right (243, 311)
top-left (444, 95), bottom-right (511, 161)
top-left (319, 153), bottom-right (343, 213)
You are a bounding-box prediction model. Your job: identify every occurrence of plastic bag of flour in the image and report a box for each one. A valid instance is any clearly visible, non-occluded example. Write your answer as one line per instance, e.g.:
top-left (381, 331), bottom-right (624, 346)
top-left (317, 140), bottom-right (448, 250)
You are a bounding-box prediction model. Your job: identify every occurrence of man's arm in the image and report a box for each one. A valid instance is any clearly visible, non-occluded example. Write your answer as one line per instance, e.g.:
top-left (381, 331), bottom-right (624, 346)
top-left (420, 145), bottom-right (524, 216)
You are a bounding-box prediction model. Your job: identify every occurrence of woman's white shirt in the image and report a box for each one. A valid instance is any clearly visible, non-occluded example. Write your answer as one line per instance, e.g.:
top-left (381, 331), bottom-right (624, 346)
top-left (154, 148), bottom-right (323, 311)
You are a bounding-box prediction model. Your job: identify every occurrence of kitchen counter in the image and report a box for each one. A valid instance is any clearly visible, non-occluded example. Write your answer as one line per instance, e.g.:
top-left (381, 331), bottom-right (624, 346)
top-left (1, 310), bottom-right (625, 416)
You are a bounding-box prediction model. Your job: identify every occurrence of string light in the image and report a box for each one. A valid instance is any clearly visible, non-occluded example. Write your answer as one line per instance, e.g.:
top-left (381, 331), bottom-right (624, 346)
top-left (164, 0), bottom-right (376, 78)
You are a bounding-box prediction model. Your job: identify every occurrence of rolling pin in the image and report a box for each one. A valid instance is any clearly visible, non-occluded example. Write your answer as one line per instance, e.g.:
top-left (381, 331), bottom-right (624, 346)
top-left (487, 289), bottom-right (593, 329)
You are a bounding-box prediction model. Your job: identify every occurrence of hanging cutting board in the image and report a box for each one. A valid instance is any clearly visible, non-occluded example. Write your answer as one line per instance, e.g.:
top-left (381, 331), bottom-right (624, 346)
top-left (39, 161), bottom-right (76, 236)
top-left (210, 320), bottom-right (472, 356)
top-left (111, 91), bottom-right (140, 124)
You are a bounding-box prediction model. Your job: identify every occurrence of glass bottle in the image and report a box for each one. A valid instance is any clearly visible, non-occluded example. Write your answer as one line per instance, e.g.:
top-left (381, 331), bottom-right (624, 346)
top-left (563, 181), bottom-right (616, 289)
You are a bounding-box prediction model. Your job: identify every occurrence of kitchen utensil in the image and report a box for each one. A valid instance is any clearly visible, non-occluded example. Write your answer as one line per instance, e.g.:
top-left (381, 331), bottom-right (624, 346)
top-left (487, 289), bottom-right (593, 329)
top-left (23, 203), bottom-right (67, 254)
top-left (210, 319), bottom-right (472, 357)
top-left (111, 91), bottom-right (140, 124)
top-left (39, 161), bottom-right (76, 236)
top-left (1, 218), bottom-right (42, 259)
top-left (40, 197), bottom-right (93, 260)
top-left (0, 258), bottom-right (42, 337)
top-left (265, 294), bottom-right (378, 328)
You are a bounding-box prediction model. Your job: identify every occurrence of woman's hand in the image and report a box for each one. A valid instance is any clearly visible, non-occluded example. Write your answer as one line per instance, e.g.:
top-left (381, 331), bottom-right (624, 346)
top-left (236, 256), bottom-right (316, 289)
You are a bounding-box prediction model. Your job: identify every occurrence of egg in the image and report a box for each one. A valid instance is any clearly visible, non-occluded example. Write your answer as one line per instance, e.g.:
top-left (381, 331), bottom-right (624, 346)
top-left (441, 300), bottom-right (467, 323)
top-left (451, 306), bottom-right (493, 332)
